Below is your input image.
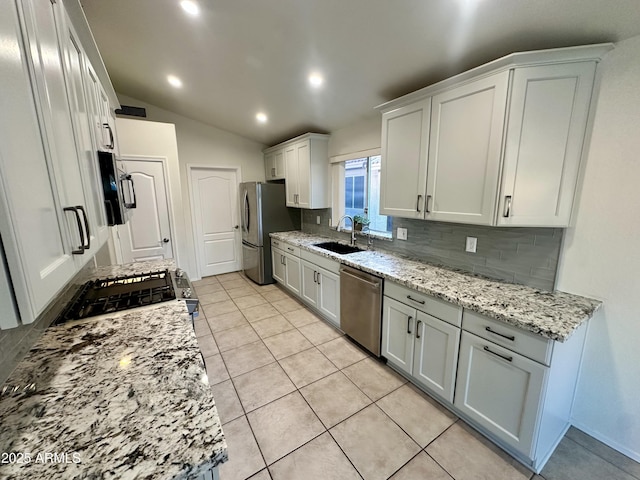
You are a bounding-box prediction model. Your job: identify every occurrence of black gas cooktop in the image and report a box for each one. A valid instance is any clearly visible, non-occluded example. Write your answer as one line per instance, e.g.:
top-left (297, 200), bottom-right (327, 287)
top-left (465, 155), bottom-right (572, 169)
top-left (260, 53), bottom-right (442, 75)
top-left (56, 270), bottom-right (176, 324)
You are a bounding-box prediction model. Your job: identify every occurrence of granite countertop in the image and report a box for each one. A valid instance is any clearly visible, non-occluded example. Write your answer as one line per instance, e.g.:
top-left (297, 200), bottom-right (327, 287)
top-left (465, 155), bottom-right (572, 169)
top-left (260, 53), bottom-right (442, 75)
top-left (0, 261), bottom-right (227, 480)
top-left (271, 231), bottom-right (602, 342)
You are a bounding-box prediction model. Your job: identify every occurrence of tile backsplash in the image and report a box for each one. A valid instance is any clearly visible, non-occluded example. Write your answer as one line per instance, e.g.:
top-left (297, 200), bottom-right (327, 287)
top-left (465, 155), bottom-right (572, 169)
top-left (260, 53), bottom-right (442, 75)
top-left (301, 209), bottom-right (562, 291)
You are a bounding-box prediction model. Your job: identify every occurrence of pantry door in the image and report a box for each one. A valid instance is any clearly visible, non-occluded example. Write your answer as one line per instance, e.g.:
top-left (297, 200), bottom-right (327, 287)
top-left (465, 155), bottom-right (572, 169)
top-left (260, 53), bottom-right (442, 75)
top-left (188, 166), bottom-right (241, 278)
top-left (119, 157), bottom-right (174, 263)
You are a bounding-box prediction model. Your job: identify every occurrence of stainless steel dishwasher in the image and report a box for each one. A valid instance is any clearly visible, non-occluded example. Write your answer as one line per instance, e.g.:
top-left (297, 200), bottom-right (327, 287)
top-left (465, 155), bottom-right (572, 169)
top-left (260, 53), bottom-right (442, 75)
top-left (340, 265), bottom-right (383, 356)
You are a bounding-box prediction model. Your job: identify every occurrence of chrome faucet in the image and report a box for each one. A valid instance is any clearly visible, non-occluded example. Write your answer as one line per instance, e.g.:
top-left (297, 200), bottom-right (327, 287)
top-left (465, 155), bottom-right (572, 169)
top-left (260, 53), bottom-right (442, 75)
top-left (336, 214), bottom-right (356, 246)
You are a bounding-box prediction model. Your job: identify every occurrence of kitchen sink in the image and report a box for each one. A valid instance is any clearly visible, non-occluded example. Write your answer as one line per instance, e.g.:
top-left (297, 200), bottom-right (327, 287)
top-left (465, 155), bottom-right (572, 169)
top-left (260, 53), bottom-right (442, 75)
top-left (314, 241), bottom-right (363, 255)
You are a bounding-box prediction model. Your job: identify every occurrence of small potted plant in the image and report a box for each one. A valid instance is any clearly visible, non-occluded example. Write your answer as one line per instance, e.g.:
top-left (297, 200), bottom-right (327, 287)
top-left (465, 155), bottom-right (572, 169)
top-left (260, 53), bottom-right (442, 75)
top-left (353, 215), bottom-right (370, 232)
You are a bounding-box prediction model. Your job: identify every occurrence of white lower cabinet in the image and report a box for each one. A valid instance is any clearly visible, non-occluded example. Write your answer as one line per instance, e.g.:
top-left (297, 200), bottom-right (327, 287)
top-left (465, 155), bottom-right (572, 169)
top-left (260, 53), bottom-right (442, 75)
top-left (271, 247), bottom-right (286, 284)
top-left (301, 259), bottom-right (340, 328)
top-left (381, 282), bottom-right (462, 402)
top-left (454, 331), bottom-right (546, 457)
top-left (271, 245), bottom-right (301, 295)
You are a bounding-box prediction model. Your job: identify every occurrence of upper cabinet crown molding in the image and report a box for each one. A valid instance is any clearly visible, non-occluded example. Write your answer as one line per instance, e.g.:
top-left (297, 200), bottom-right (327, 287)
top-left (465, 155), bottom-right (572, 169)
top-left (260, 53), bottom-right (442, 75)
top-left (378, 43), bottom-right (613, 227)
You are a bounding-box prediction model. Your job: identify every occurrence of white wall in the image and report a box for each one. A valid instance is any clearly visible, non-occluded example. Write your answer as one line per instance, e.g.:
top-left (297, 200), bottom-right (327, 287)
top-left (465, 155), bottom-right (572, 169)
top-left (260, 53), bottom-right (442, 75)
top-left (116, 94), bottom-right (265, 277)
top-left (328, 114), bottom-right (381, 159)
top-left (556, 35), bottom-right (640, 461)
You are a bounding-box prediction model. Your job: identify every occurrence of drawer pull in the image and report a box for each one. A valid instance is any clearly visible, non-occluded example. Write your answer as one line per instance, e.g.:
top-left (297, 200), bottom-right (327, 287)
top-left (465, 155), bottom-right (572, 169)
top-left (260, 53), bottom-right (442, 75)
top-left (407, 295), bottom-right (425, 305)
top-left (287, 247), bottom-right (294, 252)
top-left (485, 326), bottom-right (515, 341)
top-left (483, 346), bottom-right (513, 362)
top-left (416, 319), bottom-right (422, 339)
top-left (407, 316), bottom-right (412, 335)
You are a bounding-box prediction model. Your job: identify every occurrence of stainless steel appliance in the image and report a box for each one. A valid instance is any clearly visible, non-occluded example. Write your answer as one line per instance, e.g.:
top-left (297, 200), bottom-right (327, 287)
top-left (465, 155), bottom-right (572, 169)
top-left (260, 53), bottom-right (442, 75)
top-left (55, 269), bottom-right (199, 324)
top-left (340, 265), bottom-right (383, 356)
top-left (240, 182), bottom-right (299, 284)
top-left (97, 150), bottom-right (136, 225)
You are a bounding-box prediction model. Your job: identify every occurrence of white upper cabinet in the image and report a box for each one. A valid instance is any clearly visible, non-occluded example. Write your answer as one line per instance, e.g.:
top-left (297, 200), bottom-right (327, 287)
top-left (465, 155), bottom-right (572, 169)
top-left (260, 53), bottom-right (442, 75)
top-left (498, 62), bottom-right (597, 226)
top-left (377, 44), bottom-right (611, 227)
top-left (267, 133), bottom-right (330, 209)
top-left (264, 148), bottom-right (285, 180)
top-left (380, 99), bottom-right (431, 218)
top-left (426, 72), bottom-right (509, 225)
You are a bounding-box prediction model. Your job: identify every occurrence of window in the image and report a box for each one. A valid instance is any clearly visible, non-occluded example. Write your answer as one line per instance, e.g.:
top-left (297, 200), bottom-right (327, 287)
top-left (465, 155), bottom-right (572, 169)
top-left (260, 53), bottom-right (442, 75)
top-left (339, 156), bottom-right (391, 234)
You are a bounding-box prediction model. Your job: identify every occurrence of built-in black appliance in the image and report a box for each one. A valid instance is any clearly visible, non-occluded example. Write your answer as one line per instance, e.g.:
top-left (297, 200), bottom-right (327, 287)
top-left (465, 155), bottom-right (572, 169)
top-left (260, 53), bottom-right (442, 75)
top-left (55, 269), bottom-right (198, 324)
top-left (97, 150), bottom-right (136, 225)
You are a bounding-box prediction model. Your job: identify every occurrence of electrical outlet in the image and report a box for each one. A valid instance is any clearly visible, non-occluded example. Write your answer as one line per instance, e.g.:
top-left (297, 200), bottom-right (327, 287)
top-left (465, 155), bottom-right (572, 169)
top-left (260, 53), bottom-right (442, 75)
top-left (397, 227), bottom-right (408, 241)
top-left (465, 236), bottom-right (477, 253)
top-left (316, 215), bottom-right (321, 225)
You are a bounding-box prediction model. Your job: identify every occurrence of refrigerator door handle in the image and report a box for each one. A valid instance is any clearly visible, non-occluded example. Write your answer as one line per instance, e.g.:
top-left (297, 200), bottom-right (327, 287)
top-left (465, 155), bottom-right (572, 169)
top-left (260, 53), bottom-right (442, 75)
top-left (242, 190), bottom-right (249, 233)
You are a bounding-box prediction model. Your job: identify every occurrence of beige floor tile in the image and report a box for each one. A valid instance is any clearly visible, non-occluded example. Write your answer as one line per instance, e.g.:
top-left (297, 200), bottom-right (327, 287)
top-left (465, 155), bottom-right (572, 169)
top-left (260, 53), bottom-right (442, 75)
top-left (252, 283), bottom-right (278, 293)
top-left (330, 404), bottom-right (420, 480)
top-left (202, 300), bottom-right (239, 317)
top-left (214, 324), bottom-right (260, 352)
top-left (389, 451), bottom-right (453, 480)
top-left (278, 347), bottom-right (338, 388)
top-left (298, 321), bottom-right (343, 345)
top-left (216, 272), bottom-right (244, 282)
top-left (283, 308), bottom-right (322, 328)
top-left (261, 289), bottom-right (291, 303)
top-left (242, 304), bottom-right (281, 322)
top-left (210, 379), bottom-right (244, 425)
top-left (226, 285), bottom-right (260, 299)
top-left (218, 415), bottom-right (266, 480)
top-left (251, 315), bottom-right (295, 339)
top-left (317, 336), bottom-right (368, 369)
top-left (248, 469), bottom-right (271, 480)
top-left (376, 384), bottom-right (457, 447)
top-left (198, 290), bottom-right (231, 306)
top-left (197, 334), bottom-right (219, 357)
top-left (247, 391), bottom-right (325, 465)
top-left (541, 436), bottom-right (637, 480)
top-left (426, 422), bottom-right (531, 480)
top-left (300, 371), bottom-right (371, 428)
top-left (263, 329), bottom-right (314, 360)
top-left (233, 363), bottom-right (296, 412)
top-left (193, 276), bottom-right (220, 287)
top-left (342, 358), bottom-right (406, 401)
top-left (195, 283), bottom-right (225, 295)
top-left (233, 293), bottom-right (268, 309)
top-left (204, 354), bottom-right (230, 385)
top-left (271, 298), bottom-right (303, 314)
top-left (194, 318), bottom-right (212, 338)
top-left (221, 341), bottom-right (276, 377)
top-left (269, 432), bottom-right (361, 480)
top-left (221, 278), bottom-right (251, 290)
top-left (206, 310), bottom-right (248, 333)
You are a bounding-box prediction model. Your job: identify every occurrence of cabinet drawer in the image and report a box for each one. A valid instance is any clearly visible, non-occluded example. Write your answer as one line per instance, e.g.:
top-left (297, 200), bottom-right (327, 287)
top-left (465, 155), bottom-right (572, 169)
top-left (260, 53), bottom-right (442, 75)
top-left (301, 249), bottom-right (340, 274)
top-left (462, 311), bottom-right (553, 366)
top-left (271, 239), bottom-right (300, 257)
top-left (384, 281), bottom-right (462, 327)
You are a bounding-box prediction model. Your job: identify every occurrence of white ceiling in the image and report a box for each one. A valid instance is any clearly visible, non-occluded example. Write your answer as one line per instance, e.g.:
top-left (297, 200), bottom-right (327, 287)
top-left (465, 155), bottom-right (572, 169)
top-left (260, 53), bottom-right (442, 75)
top-left (80, 0), bottom-right (640, 146)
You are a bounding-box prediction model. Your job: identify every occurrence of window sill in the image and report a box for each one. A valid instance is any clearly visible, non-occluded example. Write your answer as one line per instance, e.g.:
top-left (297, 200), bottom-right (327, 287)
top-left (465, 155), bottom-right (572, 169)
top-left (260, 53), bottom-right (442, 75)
top-left (329, 227), bottom-right (393, 242)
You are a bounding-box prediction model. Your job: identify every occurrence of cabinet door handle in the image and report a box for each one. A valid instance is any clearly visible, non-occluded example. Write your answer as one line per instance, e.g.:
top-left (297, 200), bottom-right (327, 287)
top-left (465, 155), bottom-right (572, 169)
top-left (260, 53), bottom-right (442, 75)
top-left (483, 345), bottom-right (513, 362)
top-left (317, 272), bottom-right (321, 285)
top-left (103, 123), bottom-right (114, 149)
top-left (313, 271), bottom-right (317, 283)
top-left (425, 195), bottom-right (432, 213)
top-left (416, 319), bottom-right (422, 338)
top-left (271, 167), bottom-right (276, 177)
top-left (76, 205), bottom-right (91, 250)
top-left (406, 295), bottom-right (425, 305)
top-left (416, 194), bottom-right (422, 212)
top-left (407, 316), bottom-right (412, 335)
top-left (282, 255), bottom-right (286, 265)
top-left (503, 195), bottom-right (512, 218)
top-left (485, 326), bottom-right (515, 341)
top-left (63, 207), bottom-right (85, 254)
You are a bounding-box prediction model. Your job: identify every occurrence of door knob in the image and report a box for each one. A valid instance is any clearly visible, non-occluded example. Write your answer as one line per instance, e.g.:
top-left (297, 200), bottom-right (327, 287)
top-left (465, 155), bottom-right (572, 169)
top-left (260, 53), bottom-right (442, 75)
top-left (163, 238), bottom-right (170, 243)
top-left (234, 225), bottom-right (239, 229)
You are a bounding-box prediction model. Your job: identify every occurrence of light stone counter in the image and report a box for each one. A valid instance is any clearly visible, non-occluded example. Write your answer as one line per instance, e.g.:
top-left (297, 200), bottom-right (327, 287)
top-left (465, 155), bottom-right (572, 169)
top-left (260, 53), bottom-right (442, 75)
top-left (0, 261), bottom-right (226, 480)
top-left (271, 231), bottom-right (601, 342)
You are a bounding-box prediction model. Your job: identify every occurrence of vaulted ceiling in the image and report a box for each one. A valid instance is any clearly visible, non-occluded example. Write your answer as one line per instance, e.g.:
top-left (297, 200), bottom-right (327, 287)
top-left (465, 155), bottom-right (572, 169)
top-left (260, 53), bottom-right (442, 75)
top-left (80, 0), bottom-right (640, 146)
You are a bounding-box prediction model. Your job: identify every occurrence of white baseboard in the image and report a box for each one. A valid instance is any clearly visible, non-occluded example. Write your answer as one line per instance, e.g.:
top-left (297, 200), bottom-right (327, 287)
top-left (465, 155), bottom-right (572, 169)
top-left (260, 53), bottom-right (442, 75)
top-left (570, 420), bottom-right (640, 463)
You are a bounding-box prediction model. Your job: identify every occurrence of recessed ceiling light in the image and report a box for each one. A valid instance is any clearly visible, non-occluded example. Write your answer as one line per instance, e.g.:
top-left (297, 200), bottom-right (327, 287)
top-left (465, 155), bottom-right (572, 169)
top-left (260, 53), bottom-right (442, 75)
top-left (308, 72), bottom-right (324, 88)
top-left (256, 112), bottom-right (268, 124)
top-left (180, 0), bottom-right (200, 16)
top-left (167, 75), bottom-right (183, 88)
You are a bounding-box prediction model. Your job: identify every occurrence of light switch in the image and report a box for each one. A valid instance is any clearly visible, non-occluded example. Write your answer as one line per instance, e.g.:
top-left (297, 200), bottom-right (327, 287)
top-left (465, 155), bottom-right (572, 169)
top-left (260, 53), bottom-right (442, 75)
top-left (466, 237), bottom-right (477, 253)
top-left (397, 227), bottom-right (408, 241)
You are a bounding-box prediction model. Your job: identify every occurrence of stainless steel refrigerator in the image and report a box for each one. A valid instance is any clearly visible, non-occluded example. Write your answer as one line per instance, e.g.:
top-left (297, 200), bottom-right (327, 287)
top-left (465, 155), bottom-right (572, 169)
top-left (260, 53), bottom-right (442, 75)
top-left (240, 182), bottom-right (300, 284)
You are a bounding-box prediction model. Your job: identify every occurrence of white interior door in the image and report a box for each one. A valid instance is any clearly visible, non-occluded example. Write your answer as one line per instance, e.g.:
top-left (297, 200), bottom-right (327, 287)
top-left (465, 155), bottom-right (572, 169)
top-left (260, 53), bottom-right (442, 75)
top-left (190, 167), bottom-right (241, 277)
top-left (119, 158), bottom-right (173, 263)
